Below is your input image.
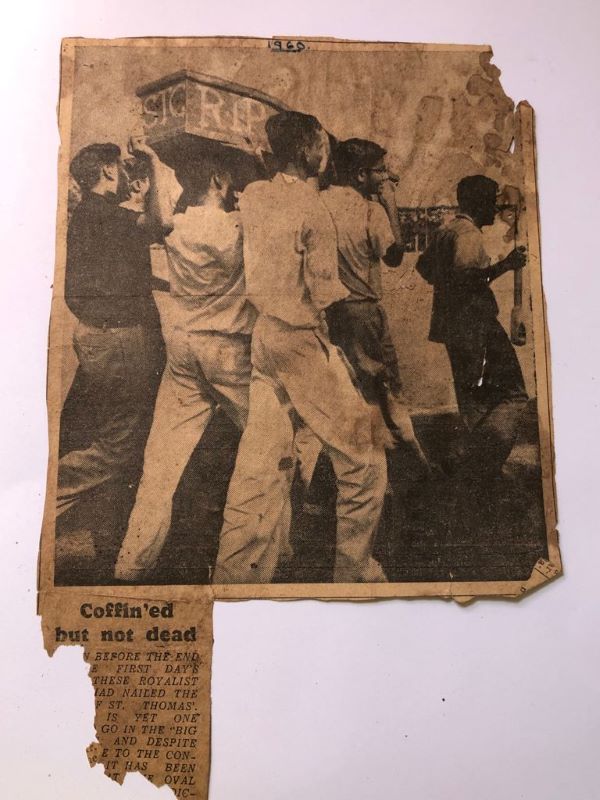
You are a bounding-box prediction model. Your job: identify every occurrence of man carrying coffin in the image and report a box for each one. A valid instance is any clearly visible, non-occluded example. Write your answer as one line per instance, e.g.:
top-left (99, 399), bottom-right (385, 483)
top-left (213, 111), bottom-right (388, 585)
top-left (58, 138), bottom-right (171, 519)
top-left (115, 157), bottom-right (255, 581)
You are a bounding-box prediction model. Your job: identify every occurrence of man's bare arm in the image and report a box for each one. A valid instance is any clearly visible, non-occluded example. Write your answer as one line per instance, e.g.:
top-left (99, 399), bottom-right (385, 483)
top-left (128, 136), bottom-right (174, 238)
top-left (378, 180), bottom-right (405, 268)
top-left (456, 246), bottom-right (528, 289)
top-left (482, 246), bottom-right (528, 283)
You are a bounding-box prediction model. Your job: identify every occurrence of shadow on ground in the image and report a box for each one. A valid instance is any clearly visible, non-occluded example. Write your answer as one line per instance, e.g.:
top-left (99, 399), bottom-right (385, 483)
top-left (55, 400), bottom-right (547, 587)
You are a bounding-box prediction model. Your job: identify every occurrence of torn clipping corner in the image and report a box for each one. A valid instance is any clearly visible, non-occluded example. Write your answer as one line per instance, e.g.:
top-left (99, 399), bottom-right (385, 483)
top-left (40, 588), bottom-right (213, 799)
top-left (38, 36), bottom-right (561, 799)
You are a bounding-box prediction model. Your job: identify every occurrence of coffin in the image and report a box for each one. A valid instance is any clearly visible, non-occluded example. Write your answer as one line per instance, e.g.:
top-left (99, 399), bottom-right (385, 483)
top-left (136, 70), bottom-right (290, 183)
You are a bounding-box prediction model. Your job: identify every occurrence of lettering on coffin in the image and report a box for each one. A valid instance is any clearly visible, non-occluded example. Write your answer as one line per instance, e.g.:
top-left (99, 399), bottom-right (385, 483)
top-left (142, 83), bottom-right (186, 128)
top-left (141, 82), bottom-right (273, 149)
top-left (193, 86), bottom-right (270, 147)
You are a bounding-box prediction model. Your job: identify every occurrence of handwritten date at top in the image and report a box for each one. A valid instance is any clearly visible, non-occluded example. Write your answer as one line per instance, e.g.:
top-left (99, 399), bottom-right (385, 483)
top-left (270, 40), bottom-right (307, 52)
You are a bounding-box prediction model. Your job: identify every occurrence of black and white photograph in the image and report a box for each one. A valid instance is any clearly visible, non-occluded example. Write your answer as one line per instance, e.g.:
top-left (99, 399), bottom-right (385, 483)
top-left (44, 38), bottom-right (559, 596)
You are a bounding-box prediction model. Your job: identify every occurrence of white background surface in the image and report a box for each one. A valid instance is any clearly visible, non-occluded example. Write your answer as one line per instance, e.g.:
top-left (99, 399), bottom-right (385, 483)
top-left (2, 1), bottom-right (599, 798)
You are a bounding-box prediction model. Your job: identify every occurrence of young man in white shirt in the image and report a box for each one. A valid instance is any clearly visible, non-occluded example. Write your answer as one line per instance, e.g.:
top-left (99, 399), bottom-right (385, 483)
top-left (213, 111), bottom-right (388, 585)
top-left (321, 137), bottom-right (432, 476)
top-left (115, 158), bottom-right (255, 581)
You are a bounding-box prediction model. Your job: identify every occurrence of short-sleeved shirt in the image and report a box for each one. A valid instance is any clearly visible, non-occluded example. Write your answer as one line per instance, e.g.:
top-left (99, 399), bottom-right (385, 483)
top-left (165, 205), bottom-right (255, 335)
top-left (321, 185), bottom-right (395, 302)
top-left (65, 192), bottom-right (159, 328)
top-left (239, 173), bottom-right (347, 328)
top-left (416, 214), bottom-right (498, 343)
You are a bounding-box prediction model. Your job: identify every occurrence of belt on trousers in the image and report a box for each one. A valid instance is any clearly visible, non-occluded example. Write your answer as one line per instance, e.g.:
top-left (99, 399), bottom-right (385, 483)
top-left (77, 320), bottom-right (145, 333)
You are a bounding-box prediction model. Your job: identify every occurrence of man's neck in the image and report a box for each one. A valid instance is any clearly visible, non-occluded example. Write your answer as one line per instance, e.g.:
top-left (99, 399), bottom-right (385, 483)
top-left (282, 162), bottom-right (308, 181)
top-left (202, 191), bottom-right (225, 210)
top-left (344, 182), bottom-right (367, 199)
top-left (90, 179), bottom-right (115, 199)
top-left (121, 195), bottom-right (145, 212)
top-left (457, 210), bottom-right (481, 229)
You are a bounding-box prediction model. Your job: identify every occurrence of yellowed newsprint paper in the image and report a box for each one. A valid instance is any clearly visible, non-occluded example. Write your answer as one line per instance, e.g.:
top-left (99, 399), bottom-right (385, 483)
top-left (39, 36), bottom-right (561, 798)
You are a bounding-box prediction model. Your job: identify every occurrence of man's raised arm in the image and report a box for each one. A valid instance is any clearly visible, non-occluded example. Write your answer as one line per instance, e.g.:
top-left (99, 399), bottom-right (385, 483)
top-left (378, 180), bottom-right (405, 268)
top-left (128, 136), bottom-right (174, 238)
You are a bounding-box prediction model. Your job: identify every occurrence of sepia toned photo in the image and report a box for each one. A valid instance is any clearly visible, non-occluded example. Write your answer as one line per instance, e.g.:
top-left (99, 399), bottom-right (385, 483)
top-left (42, 38), bottom-right (560, 600)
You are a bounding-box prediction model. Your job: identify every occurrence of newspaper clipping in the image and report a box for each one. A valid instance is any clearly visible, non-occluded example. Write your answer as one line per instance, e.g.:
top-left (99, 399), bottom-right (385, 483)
top-left (39, 37), bottom-right (561, 798)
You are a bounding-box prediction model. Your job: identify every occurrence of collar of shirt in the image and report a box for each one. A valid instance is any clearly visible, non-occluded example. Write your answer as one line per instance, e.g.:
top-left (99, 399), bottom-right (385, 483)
top-left (86, 190), bottom-right (117, 206)
top-left (275, 171), bottom-right (301, 184)
top-left (456, 213), bottom-right (478, 227)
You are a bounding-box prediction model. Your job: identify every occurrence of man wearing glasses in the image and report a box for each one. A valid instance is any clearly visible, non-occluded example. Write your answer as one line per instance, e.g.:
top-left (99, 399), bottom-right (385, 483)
top-left (321, 138), bottom-right (432, 475)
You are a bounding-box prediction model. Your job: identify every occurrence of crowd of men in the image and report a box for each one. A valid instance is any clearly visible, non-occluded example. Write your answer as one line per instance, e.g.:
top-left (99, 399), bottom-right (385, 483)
top-left (57, 110), bottom-right (528, 585)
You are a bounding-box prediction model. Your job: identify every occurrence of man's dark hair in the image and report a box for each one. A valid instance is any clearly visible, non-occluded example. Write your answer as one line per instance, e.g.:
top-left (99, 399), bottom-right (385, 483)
top-left (457, 174), bottom-right (498, 215)
top-left (123, 156), bottom-right (151, 184)
top-left (70, 143), bottom-right (121, 193)
top-left (334, 138), bottom-right (387, 185)
top-left (265, 111), bottom-right (322, 166)
top-left (176, 156), bottom-right (232, 211)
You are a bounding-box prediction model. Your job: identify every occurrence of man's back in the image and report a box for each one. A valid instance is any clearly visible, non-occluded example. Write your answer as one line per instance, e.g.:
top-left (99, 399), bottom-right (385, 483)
top-left (239, 173), bottom-right (346, 327)
top-left (165, 205), bottom-right (254, 335)
top-left (65, 192), bottom-right (156, 327)
top-left (417, 214), bottom-right (498, 343)
top-left (321, 184), bottom-right (394, 302)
